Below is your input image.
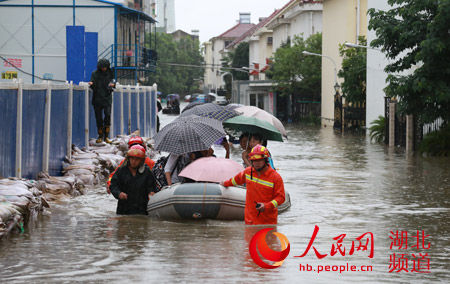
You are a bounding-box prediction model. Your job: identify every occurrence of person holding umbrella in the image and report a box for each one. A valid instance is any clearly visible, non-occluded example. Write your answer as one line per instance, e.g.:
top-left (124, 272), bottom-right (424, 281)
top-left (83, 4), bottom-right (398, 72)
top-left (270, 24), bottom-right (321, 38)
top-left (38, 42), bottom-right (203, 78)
top-left (153, 115), bottom-right (227, 186)
top-left (221, 145), bottom-right (285, 225)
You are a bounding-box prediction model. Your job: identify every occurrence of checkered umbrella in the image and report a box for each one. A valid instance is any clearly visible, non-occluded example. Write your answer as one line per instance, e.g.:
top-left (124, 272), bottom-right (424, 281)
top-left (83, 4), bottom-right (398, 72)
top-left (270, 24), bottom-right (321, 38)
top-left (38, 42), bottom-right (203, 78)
top-left (181, 101), bottom-right (205, 113)
top-left (180, 104), bottom-right (240, 122)
top-left (154, 115), bottom-right (226, 155)
top-left (181, 103), bottom-right (223, 116)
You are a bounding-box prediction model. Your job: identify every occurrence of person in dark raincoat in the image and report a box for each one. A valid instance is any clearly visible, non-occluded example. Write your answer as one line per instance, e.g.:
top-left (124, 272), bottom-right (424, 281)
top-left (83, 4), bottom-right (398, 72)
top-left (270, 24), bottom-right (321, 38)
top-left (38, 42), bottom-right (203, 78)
top-left (89, 58), bottom-right (115, 143)
top-left (110, 145), bottom-right (158, 215)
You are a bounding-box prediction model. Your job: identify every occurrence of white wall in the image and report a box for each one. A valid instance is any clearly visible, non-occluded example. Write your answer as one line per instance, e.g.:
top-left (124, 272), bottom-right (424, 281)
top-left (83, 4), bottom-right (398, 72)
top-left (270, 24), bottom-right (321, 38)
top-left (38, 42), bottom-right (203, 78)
top-left (367, 0), bottom-right (391, 128)
top-left (0, 1), bottom-right (115, 83)
top-left (286, 4), bottom-right (322, 42)
top-left (0, 6), bottom-right (32, 82)
top-left (272, 23), bottom-right (289, 51)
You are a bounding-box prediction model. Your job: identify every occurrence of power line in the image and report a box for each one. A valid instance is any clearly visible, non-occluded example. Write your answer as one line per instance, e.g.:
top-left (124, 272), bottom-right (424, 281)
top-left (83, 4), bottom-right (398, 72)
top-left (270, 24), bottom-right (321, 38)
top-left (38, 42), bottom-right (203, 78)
top-left (0, 55), bottom-right (66, 83)
top-left (159, 62), bottom-right (250, 73)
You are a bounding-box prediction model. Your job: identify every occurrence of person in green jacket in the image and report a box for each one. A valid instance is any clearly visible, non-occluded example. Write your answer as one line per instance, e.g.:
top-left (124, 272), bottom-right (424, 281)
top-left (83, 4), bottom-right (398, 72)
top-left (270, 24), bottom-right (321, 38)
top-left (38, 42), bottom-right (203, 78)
top-left (110, 145), bottom-right (158, 215)
top-left (89, 58), bottom-right (115, 143)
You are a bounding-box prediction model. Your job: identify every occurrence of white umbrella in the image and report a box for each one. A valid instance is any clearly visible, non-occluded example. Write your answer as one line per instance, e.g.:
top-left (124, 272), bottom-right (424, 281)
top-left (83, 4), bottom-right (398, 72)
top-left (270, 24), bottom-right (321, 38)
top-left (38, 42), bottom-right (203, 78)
top-left (234, 106), bottom-right (287, 138)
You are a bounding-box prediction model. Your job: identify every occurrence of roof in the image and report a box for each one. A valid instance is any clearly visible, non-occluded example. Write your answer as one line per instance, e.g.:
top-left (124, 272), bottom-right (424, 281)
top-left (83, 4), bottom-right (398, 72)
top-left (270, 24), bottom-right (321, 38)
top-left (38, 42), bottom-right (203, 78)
top-left (226, 8), bottom-right (282, 49)
top-left (265, 0), bottom-right (321, 28)
top-left (0, 0), bottom-right (156, 23)
top-left (225, 0), bottom-right (301, 49)
top-left (96, 0), bottom-right (156, 23)
top-left (216, 23), bottom-right (255, 39)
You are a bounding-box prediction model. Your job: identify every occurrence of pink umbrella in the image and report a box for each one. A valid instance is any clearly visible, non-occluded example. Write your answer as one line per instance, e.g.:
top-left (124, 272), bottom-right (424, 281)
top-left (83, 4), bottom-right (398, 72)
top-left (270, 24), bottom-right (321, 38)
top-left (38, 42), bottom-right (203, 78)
top-left (235, 105), bottom-right (287, 138)
top-left (179, 157), bottom-right (244, 183)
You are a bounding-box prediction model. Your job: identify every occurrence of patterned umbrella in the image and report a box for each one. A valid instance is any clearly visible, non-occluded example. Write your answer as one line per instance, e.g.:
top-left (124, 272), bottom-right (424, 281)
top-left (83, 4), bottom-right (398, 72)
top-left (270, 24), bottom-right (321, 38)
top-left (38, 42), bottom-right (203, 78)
top-left (181, 103), bottom-right (223, 116)
top-left (234, 106), bottom-right (287, 138)
top-left (223, 116), bottom-right (283, 142)
top-left (180, 104), bottom-right (240, 122)
top-left (154, 115), bottom-right (226, 155)
top-left (181, 101), bottom-right (205, 113)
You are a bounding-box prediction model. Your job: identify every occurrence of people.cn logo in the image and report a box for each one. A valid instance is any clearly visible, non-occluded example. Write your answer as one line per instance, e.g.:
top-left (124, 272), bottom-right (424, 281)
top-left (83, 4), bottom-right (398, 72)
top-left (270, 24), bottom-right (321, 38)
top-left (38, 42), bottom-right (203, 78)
top-left (249, 228), bottom-right (290, 269)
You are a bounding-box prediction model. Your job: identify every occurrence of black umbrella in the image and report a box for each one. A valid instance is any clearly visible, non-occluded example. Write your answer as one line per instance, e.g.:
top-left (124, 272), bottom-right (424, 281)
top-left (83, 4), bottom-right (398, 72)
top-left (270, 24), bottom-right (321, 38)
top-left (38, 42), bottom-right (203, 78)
top-left (154, 115), bottom-right (226, 155)
top-left (181, 103), bottom-right (223, 116)
top-left (181, 101), bottom-right (205, 113)
top-left (180, 103), bottom-right (239, 122)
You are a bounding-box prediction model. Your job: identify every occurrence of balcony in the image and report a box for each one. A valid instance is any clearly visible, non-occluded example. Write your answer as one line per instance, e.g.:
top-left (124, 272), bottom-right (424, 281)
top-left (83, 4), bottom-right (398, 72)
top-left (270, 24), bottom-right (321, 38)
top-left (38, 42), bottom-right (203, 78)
top-left (99, 44), bottom-right (157, 83)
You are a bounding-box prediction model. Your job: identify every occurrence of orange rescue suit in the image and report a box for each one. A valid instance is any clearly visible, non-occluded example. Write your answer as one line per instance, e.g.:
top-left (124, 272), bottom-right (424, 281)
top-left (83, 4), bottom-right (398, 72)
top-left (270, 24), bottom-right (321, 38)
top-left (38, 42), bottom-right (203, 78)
top-left (224, 166), bottom-right (285, 225)
top-left (107, 157), bottom-right (155, 188)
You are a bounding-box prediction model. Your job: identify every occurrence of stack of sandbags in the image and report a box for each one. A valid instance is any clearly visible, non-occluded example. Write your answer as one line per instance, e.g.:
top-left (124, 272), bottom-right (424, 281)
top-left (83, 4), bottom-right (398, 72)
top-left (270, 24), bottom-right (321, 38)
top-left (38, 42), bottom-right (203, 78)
top-left (63, 147), bottom-right (103, 186)
top-left (89, 143), bottom-right (125, 174)
top-left (36, 172), bottom-right (85, 201)
top-left (0, 178), bottom-right (48, 239)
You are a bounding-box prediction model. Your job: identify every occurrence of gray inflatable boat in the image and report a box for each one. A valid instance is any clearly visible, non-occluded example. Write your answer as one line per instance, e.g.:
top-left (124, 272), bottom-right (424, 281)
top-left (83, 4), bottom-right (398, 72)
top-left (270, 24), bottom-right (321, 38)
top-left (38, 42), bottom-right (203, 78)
top-left (147, 183), bottom-right (291, 220)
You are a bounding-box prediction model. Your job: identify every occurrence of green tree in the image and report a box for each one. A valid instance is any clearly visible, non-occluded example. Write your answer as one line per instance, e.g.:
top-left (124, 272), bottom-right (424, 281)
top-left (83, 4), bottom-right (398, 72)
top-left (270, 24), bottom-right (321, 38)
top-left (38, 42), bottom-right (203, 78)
top-left (269, 33), bottom-right (322, 103)
top-left (149, 32), bottom-right (204, 96)
top-left (221, 42), bottom-right (249, 95)
top-left (368, 0), bottom-right (450, 124)
top-left (338, 36), bottom-right (367, 104)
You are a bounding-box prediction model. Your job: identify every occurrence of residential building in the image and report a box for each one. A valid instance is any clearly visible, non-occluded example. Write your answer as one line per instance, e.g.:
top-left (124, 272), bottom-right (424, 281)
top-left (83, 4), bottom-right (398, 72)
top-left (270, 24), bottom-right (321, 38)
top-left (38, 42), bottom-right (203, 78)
top-left (154, 0), bottom-right (175, 33)
top-left (228, 0), bottom-right (323, 119)
top-left (203, 13), bottom-right (255, 93)
top-left (0, 0), bottom-right (157, 85)
top-left (321, 0), bottom-right (367, 127)
top-left (170, 30), bottom-right (200, 42)
top-left (366, 0), bottom-right (391, 129)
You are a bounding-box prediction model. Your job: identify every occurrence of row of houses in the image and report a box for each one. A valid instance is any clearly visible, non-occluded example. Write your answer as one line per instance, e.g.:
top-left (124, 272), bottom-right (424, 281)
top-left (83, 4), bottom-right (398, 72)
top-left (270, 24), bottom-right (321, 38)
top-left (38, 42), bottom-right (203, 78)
top-left (202, 0), bottom-right (392, 130)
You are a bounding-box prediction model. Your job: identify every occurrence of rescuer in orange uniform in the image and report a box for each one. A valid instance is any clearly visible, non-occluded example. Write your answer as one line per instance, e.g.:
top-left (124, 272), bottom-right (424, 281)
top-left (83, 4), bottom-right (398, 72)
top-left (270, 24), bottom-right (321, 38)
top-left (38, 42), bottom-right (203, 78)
top-left (107, 136), bottom-right (155, 193)
top-left (221, 145), bottom-right (285, 225)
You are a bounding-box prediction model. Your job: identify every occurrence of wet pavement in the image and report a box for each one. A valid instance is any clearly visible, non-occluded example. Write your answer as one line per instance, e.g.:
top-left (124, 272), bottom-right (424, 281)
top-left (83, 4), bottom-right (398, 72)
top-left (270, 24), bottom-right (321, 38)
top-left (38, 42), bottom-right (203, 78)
top-left (1, 103), bottom-right (449, 283)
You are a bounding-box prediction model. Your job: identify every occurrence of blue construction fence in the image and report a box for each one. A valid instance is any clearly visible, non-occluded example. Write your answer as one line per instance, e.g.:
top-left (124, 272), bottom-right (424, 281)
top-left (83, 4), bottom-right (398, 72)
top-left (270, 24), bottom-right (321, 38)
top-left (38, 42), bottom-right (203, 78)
top-left (0, 82), bottom-right (157, 179)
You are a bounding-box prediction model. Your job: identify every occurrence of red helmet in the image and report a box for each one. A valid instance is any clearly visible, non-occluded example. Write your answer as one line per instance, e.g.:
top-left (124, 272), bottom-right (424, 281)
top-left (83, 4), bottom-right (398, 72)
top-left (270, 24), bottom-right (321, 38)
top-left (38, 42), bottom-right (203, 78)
top-left (248, 144), bottom-right (270, 160)
top-left (127, 144), bottom-right (146, 159)
top-left (128, 136), bottom-right (145, 148)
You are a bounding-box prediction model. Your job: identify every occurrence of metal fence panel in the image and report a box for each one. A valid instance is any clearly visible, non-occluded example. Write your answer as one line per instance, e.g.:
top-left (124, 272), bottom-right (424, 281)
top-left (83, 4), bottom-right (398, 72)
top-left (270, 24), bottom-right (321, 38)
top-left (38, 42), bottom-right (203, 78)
top-left (0, 89), bottom-right (17, 177)
top-left (123, 91), bottom-right (130, 134)
top-left (145, 90), bottom-right (150, 137)
top-left (130, 90), bottom-right (138, 133)
top-left (49, 89), bottom-right (69, 176)
top-left (150, 89), bottom-right (157, 137)
top-left (89, 91), bottom-right (97, 138)
top-left (72, 89), bottom-right (86, 147)
top-left (21, 89), bottom-right (46, 179)
top-left (139, 91), bottom-right (145, 135)
top-left (113, 91), bottom-right (121, 136)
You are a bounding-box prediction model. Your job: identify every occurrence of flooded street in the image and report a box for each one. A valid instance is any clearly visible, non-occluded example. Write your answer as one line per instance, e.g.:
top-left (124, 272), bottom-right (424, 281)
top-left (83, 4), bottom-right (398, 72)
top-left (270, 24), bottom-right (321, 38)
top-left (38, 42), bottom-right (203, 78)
top-left (1, 104), bottom-right (449, 283)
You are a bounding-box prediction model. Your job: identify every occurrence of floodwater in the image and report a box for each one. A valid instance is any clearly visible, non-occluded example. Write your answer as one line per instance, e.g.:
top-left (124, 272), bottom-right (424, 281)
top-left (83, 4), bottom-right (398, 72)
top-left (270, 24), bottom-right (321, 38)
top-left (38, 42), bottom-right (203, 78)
top-left (1, 103), bottom-right (449, 283)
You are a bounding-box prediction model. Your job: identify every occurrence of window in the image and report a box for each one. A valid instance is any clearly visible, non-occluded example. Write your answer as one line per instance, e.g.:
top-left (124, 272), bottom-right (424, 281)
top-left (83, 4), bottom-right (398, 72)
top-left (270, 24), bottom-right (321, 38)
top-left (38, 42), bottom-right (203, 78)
top-left (258, 94), bottom-right (265, 109)
top-left (267, 37), bottom-right (273, 45)
top-left (224, 41), bottom-right (232, 48)
top-left (250, 94), bottom-right (256, 106)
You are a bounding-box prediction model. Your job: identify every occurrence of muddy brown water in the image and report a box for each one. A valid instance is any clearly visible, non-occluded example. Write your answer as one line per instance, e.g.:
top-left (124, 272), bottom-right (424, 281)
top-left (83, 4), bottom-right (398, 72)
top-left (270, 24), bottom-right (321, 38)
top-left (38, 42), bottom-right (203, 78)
top-left (1, 103), bottom-right (449, 283)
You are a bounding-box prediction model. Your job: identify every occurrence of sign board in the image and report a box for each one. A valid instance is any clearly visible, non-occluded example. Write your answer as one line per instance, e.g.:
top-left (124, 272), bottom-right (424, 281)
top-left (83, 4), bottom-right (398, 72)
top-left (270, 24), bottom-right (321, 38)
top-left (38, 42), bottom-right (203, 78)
top-left (1, 71), bottom-right (18, 79)
top-left (3, 58), bottom-right (22, 68)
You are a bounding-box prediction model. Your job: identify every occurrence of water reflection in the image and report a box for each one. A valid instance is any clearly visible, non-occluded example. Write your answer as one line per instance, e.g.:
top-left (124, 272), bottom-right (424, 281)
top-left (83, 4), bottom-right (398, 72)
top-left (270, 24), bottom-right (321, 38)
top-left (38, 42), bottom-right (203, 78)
top-left (0, 103), bottom-right (449, 283)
